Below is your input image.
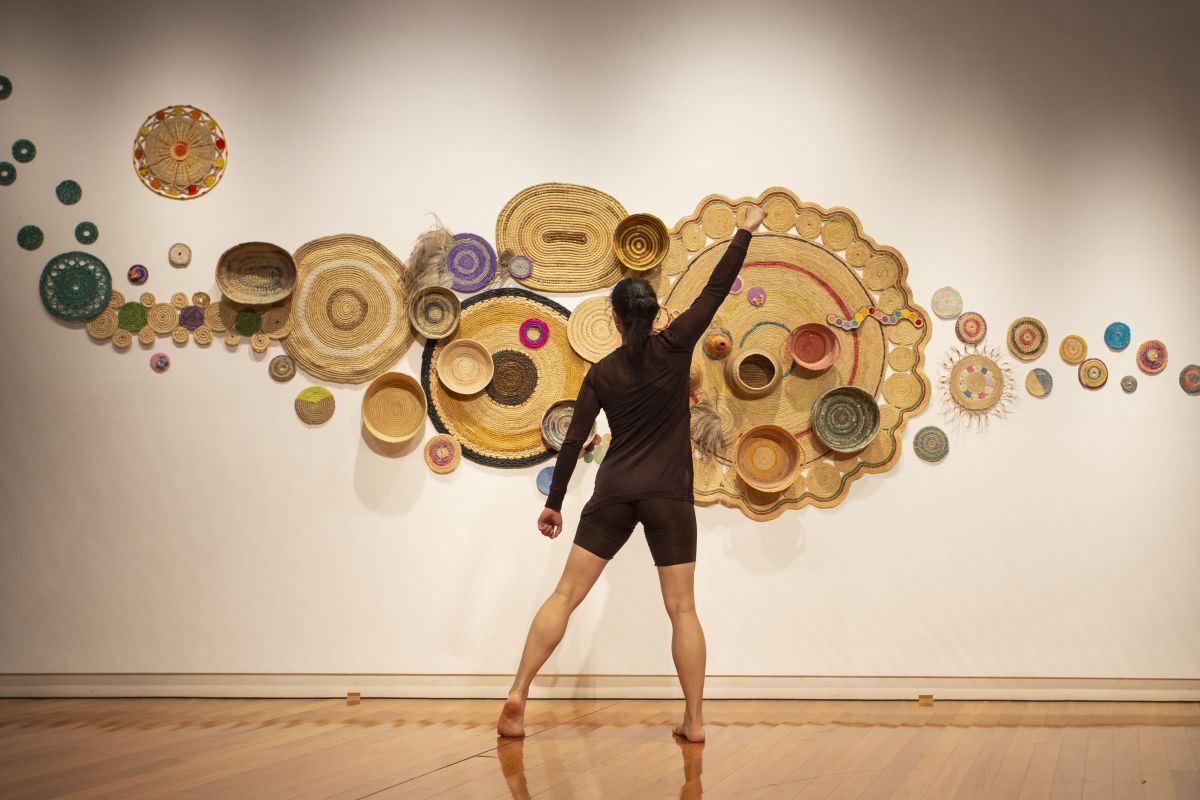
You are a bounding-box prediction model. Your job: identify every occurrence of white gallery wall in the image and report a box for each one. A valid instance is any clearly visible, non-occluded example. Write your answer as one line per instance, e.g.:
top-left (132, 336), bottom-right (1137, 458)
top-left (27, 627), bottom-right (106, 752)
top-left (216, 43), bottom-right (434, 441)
top-left (1, 0), bottom-right (1198, 695)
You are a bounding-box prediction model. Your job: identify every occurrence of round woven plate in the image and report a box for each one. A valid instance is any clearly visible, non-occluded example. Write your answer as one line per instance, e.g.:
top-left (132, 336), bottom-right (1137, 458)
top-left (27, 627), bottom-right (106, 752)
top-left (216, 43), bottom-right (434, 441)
top-left (1059, 334), bottom-right (1087, 364)
top-left (811, 386), bottom-right (881, 453)
top-left (283, 234), bottom-right (413, 384)
top-left (1025, 367), bottom-right (1053, 398)
top-left (949, 353), bottom-right (1003, 410)
top-left (1007, 316), bottom-right (1048, 361)
top-left (930, 286), bottom-right (962, 319)
top-left (734, 424), bottom-right (803, 492)
top-left (1104, 322), bottom-right (1131, 351)
top-left (295, 386), bottom-right (335, 425)
top-left (446, 233), bottom-right (498, 293)
top-left (912, 426), bottom-right (949, 463)
top-left (132, 104), bottom-right (227, 199)
top-left (787, 323), bottom-right (839, 371)
top-left (1120, 375), bottom-right (1138, 394)
top-left (362, 372), bottom-right (426, 444)
top-left (1136, 339), bottom-right (1167, 375)
top-left (954, 311), bottom-right (987, 345)
top-left (216, 242), bottom-right (297, 304)
top-left (39, 251), bottom-right (113, 322)
top-left (567, 295), bottom-right (622, 363)
top-left (613, 213), bottom-right (669, 271)
top-left (269, 354), bottom-right (296, 382)
top-left (1078, 358), bottom-right (1108, 389)
top-left (540, 398), bottom-right (596, 451)
top-left (422, 288), bottom-right (588, 468)
top-left (1179, 365), bottom-right (1200, 395)
top-left (168, 243), bottom-right (191, 267)
top-left (424, 434), bottom-right (461, 474)
top-left (436, 338), bottom-right (494, 394)
top-left (495, 182), bottom-right (628, 292)
top-left (409, 286), bottom-right (461, 339)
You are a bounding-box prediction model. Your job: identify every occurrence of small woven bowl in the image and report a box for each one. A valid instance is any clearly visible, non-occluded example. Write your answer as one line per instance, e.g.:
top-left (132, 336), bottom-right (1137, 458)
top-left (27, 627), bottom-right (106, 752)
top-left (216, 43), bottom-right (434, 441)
top-left (436, 338), bottom-right (493, 395)
top-left (540, 398), bottom-right (597, 451)
top-left (361, 372), bottom-right (426, 444)
top-left (216, 242), bottom-right (297, 305)
top-left (725, 348), bottom-right (781, 398)
top-left (811, 385), bottom-right (881, 453)
top-left (734, 424), bottom-right (803, 493)
top-left (788, 323), bottom-right (839, 371)
top-left (612, 213), bottom-right (669, 271)
top-left (408, 286), bottom-right (461, 339)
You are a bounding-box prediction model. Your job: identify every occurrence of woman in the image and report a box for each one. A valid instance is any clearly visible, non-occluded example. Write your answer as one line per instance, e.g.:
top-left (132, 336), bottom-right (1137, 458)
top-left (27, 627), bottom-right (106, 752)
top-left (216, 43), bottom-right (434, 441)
top-left (497, 204), bottom-right (766, 743)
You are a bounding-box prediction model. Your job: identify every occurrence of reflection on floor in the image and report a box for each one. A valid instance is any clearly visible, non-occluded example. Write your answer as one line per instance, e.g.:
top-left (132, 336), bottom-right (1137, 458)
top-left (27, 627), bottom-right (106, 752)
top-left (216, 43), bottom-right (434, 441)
top-left (0, 698), bottom-right (1198, 798)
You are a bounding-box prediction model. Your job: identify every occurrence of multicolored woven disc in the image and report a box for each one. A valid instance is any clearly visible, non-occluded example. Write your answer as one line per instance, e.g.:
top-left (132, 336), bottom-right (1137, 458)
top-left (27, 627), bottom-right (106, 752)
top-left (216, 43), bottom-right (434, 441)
top-left (950, 353), bottom-right (1003, 410)
top-left (424, 434), bottom-right (461, 474)
top-left (954, 311), bottom-right (986, 345)
top-left (1007, 316), bottom-right (1048, 361)
top-left (446, 233), bottom-right (497, 293)
top-left (912, 426), bottom-right (949, 463)
top-left (133, 104), bottom-right (227, 199)
top-left (127, 264), bottom-right (149, 284)
top-left (295, 386), bottom-right (335, 425)
top-left (1025, 368), bottom-right (1053, 398)
top-left (149, 352), bottom-right (171, 373)
top-left (506, 255), bottom-right (533, 280)
top-left (1136, 340), bottom-right (1168, 375)
top-left (1059, 334), bottom-right (1087, 364)
top-left (39, 251), bottom-right (113, 322)
top-left (519, 318), bottom-right (549, 349)
top-left (1078, 358), bottom-right (1108, 389)
top-left (1104, 322), bottom-right (1131, 351)
top-left (1179, 365), bottom-right (1200, 395)
top-left (930, 286), bottom-right (963, 319)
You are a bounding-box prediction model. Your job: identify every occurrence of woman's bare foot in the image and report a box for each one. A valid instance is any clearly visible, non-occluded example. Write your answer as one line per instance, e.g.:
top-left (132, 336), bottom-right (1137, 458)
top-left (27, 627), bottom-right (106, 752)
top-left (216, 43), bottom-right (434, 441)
top-left (672, 712), bottom-right (705, 743)
top-left (497, 691), bottom-right (527, 738)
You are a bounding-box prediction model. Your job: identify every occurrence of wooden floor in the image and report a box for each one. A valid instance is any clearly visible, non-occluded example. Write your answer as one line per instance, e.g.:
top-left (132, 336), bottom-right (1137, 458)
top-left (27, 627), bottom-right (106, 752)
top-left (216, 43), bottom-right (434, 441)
top-left (0, 699), bottom-right (1198, 799)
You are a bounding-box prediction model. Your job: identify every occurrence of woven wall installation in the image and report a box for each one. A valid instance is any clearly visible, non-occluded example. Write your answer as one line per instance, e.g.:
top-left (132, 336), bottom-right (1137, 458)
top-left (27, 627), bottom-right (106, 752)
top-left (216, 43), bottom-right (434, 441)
top-left (283, 234), bottom-right (413, 383)
top-left (421, 288), bottom-right (588, 468)
top-left (661, 187), bottom-right (930, 520)
top-left (495, 182), bottom-right (628, 292)
top-left (133, 105), bottom-right (226, 199)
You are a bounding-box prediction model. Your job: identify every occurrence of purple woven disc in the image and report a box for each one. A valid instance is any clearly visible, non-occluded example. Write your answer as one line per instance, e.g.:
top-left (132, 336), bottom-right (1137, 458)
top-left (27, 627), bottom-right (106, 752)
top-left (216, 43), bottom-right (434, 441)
top-left (447, 233), bottom-right (497, 293)
top-left (507, 254), bottom-right (533, 280)
top-left (178, 305), bottom-right (204, 330)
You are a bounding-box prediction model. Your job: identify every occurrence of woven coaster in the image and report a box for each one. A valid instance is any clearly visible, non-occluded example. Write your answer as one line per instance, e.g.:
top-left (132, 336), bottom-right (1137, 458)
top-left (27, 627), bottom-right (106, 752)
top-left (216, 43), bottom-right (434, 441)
top-left (1136, 339), bottom-right (1167, 375)
top-left (12, 139), bottom-right (35, 163)
top-left (1104, 322), bottom-right (1131, 351)
top-left (506, 255), bottom-right (533, 280)
top-left (422, 288), bottom-right (587, 468)
top-left (250, 332), bottom-right (269, 353)
top-left (40, 251), bottom-right (113, 322)
top-left (112, 329), bottom-right (132, 349)
top-left (139, 292), bottom-right (155, 308)
top-left (147, 304), bottom-right (178, 334)
top-left (55, 180), bottom-right (81, 205)
top-left (127, 264), bottom-right (148, 284)
top-left (269, 354), bottom-right (296, 382)
top-left (811, 386), bottom-right (881, 453)
top-left (17, 225), bottom-right (43, 251)
top-left (194, 325), bottom-right (213, 345)
top-left (192, 291), bottom-right (211, 308)
top-left (283, 234), bottom-right (413, 384)
top-left (1078, 358), bottom-right (1108, 389)
top-left (1007, 316), bottom-right (1048, 361)
top-left (168, 243), bottom-right (191, 267)
top-left (216, 242), bottom-right (296, 304)
top-left (295, 386), bottom-right (335, 425)
top-left (109, 290), bottom-right (125, 309)
top-left (912, 426), bottom-right (949, 463)
top-left (260, 304), bottom-right (292, 339)
top-left (1120, 375), bottom-right (1138, 393)
top-left (149, 352), bottom-right (171, 373)
top-left (133, 105), bottom-right (227, 199)
top-left (0, 76), bottom-right (10, 99)
top-left (1025, 367), bottom-right (1053, 398)
top-left (519, 318), bottom-right (549, 349)
top-left (1059, 334), bottom-right (1087, 364)
top-left (613, 213), bottom-right (669, 271)
top-left (171, 327), bottom-right (189, 345)
top-left (424, 434), bottom-right (461, 474)
top-left (362, 372), bottom-right (426, 443)
top-left (496, 182), bottom-right (628, 292)
top-left (178, 306), bottom-right (204, 331)
top-left (0, 162), bottom-right (14, 185)
top-left (931, 287), bottom-right (962, 319)
top-left (203, 301), bottom-right (228, 332)
top-left (74, 222), bottom-right (98, 245)
top-left (223, 330), bottom-right (240, 347)
top-left (567, 296), bottom-right (621, 363)
top-left (85, 309), bottom-right (118, 341)
top-left (446, 233), bottom-right (498, 293)
top-left (137, 326), bottom-right (156, 346)
top-left (409, 286), bottom-right (460, 339)
top-left (1179, 365), bottom-right (1200, 395)
top-left (955, 311), bottom-right (986, 345)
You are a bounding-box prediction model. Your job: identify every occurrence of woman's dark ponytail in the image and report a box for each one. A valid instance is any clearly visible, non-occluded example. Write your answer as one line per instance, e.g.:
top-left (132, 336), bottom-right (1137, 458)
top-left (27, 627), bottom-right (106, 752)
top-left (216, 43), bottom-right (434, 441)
top-left (611, 277), bottom-right (658, 367)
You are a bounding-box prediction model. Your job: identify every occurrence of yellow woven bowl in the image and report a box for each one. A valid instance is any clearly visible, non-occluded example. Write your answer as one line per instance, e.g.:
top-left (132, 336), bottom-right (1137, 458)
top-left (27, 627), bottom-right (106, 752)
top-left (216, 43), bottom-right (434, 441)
top-left (612, 213), bottom-right (669, 271)
top-left (361, 372), bottom-right (426, 444)
top-left (734, 424), bottom-right (803, 493)
top-left (436, 338), bottom-right (494, 395)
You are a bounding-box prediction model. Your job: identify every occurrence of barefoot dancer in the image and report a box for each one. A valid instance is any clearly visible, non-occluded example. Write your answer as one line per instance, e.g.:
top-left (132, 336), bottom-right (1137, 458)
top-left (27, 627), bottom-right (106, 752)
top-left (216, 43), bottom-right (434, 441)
top-left (497, 205), bottom-right (765, 743)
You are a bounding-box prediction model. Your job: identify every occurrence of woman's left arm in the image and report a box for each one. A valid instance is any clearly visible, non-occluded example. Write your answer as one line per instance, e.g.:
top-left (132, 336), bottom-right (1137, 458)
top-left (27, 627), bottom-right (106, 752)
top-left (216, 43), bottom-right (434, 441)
top-left (542, 372), bottom-right (602, 515)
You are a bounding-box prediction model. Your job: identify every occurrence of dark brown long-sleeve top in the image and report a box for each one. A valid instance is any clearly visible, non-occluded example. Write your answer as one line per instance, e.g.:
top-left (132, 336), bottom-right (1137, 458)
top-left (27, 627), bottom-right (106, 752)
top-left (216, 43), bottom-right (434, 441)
top-left (545, 227), bottom-right (752, 516)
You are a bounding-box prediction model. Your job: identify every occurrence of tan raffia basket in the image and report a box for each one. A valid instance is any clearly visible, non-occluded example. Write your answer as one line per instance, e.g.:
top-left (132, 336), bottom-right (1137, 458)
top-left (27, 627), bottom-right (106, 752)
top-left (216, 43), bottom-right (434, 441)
top-left (612, 213), bottom-right (669, 271)
top-left (362, 372), bottom-right (426, 444)
top-left (436, 338), bottom-right (493, 394)
top-left (734, 424), bottom-right (803, 493)
top-left (725, 348), bottom-right (781, 398)
top-left (216, 242), bottom-right (297, 305)
top-left (408, 286), bottom-right (461, 340)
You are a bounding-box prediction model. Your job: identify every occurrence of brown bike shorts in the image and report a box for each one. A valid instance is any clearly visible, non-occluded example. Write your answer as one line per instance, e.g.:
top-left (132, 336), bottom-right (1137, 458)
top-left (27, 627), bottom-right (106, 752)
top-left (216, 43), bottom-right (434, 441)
top-left (572, 497), bottom-right (697, 567)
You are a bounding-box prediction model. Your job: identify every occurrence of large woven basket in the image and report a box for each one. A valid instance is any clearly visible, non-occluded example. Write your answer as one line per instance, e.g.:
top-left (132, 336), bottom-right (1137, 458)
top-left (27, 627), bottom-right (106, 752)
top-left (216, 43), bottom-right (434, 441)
top-left (361, 372), bottom-right (426, 444)
top-left (216, 242), bottom-right (297, 305)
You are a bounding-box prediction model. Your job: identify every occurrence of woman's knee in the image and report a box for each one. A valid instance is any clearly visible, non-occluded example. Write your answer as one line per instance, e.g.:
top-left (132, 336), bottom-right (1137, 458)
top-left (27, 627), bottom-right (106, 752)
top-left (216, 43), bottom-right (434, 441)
top-left (662, 591), bottom-right (696, 619)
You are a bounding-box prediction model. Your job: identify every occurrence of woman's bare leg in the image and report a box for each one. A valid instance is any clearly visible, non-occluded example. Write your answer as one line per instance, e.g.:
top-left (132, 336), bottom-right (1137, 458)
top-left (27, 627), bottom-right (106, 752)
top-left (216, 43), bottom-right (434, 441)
top-left (498, 544), bottom-right (609, 737)
top-left (657, 561), bottom-right (706, 742)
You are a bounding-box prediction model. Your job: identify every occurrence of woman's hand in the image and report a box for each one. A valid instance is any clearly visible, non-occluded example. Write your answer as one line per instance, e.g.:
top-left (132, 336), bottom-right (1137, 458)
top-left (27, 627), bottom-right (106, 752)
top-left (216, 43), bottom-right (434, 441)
top-left (738, 204), bottom-right (767, 232)
top-left (538, 508), bottom-right (563, 539)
